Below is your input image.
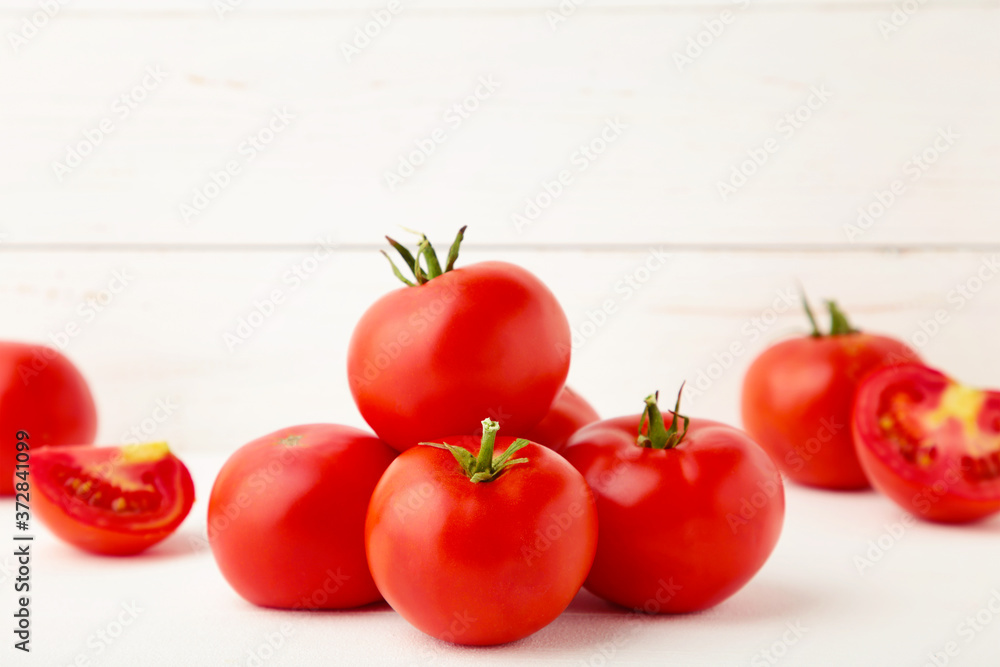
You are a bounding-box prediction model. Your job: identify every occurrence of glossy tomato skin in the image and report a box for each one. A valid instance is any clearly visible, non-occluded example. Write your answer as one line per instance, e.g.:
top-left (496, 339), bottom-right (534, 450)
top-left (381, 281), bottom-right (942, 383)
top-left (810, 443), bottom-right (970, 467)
top-left (348, 261), bottom-right (571, 451)
top-left (1, 343), bottom-right (97, 495)
top-left (524, 386), bottom-right (600, 453)
top-left (742, 333), bottom-right (918, 490)
top-left (563, 415), bottom-right (783, 613)
top-left (31, 443), bottom-right (194, 555)
top-left (854, 364), bottom-right (1000, 523)
top-left (209, 424), bottom-right (396, 609)
top-left (365, 437), bottom-right (597, 645)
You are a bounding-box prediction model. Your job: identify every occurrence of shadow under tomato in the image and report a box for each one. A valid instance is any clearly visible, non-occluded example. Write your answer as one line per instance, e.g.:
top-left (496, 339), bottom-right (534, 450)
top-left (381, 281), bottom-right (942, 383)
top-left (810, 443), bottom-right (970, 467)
top-left (93, 525), bottom-right (213, 561)
top-left (560, 579), bottom-right (820, 624)
top-left (280, 600), bottom-right (394, 615)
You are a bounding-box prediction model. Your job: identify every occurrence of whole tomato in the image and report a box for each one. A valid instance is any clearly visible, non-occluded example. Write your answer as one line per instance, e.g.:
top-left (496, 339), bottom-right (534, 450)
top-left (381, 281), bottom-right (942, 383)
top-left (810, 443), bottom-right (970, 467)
top-left (365, 419), bottom-right (597, 645)
top-left (1, 342), bottom-right (97, 495)
top-left (854, 364), bottom-right (1000, 523)
top-left (563, 389), bottom-right (784, 613)
top-left (348, 228), bottom-right (571, 451)
top-left (30, 441), bottom-right (194, 555)
top-left (741, 298), bottom-right (918, 490)
top-left (524, 386), bottom-right (600, 453)
top-left (209, 424), bottom-right (397, 609)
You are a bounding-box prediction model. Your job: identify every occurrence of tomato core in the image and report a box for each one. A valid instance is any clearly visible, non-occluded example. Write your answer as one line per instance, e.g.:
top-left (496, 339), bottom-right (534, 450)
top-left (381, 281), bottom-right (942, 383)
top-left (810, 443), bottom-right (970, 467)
top-left (877, 381), bottom-right (1000, 484)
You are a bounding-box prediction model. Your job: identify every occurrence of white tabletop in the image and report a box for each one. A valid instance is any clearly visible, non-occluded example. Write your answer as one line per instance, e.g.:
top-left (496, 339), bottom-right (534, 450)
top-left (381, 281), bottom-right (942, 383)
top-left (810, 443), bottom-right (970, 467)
top-left (4, 453), bottom-right (1000, 667)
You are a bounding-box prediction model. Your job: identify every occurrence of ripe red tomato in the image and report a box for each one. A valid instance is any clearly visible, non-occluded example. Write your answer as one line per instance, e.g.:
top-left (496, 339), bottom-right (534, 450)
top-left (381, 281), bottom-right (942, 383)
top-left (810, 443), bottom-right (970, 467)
top-left (209, 424), bottom-right (396, 609)
top-left (365, 419), bottom-right (597, 645)
top-left (524, 386), bottom-right (600, 453)
top-left (348, 228), bottom-right (571, 451)
top-left (563, 390), bottom-right (784, 613)
top-left (741, 299), bottom-right (918, 490)
top-left (1, 343), bottom-right (97, 495)
top-left (853, 364), bottom-right (1000, 523)
top-left (30, 442), bottom-right (194, 555)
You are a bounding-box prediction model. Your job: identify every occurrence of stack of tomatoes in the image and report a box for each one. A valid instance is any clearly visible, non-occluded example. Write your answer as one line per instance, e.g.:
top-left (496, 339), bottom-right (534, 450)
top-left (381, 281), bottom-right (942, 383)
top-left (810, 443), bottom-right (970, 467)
top-left (206, 228), bottom-right (784, 645)
top-left (14, 227), bottom-right (1000, 648)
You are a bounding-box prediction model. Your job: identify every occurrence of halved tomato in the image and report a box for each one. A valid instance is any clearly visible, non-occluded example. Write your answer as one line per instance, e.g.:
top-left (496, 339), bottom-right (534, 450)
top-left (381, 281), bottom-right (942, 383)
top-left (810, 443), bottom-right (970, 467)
top-left (30, 442), bottom-right (195, 555)
top-left (853, 364), bottom-right (1000, 523)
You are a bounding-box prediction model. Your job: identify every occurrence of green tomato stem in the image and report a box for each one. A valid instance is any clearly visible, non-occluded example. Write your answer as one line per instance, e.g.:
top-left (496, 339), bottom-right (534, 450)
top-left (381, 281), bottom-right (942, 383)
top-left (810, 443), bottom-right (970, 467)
top-left (421, 418), bottom-right (530, 483)
top-left (637, 385), bottom-right (690, 450)
top-left (383, 227), bottom-right (467, 286)
top-left (800, 289), bottom-right (860, 337)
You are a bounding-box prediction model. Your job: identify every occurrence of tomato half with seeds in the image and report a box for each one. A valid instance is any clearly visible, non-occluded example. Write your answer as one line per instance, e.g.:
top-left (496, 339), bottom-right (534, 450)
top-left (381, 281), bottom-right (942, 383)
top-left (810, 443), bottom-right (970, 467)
top-left (31, 442), bottom-right (195, 555)
top-left (524, 386), bottom-right (600, 453)
top-left (563, 390), bottom-right (784, 613)
top-left (853, 364), bottom-right (1000, 523)
top-left (742, 298), bottom-right (919, 490)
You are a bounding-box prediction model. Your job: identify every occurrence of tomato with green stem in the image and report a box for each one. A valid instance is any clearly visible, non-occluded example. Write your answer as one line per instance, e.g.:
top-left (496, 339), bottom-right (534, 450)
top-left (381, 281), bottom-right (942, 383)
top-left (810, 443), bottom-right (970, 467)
top-left (30, 442), bottom-right (194, 555)
top-left (365, 418), bottom-right (597, 645)
top-left (563, 389), bottom-right (783, 613)
top-left (741, 297), bottom-right (919, 490)
top-left (348, 228), bottom-right (571, 451)
top-left (853, 364), bottom-right (1000, 523)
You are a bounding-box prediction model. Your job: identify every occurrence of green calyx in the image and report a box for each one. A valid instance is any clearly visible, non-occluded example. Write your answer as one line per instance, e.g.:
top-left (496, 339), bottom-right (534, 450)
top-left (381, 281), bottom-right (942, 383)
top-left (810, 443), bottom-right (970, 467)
top-left (637, 385), bottom-right (690, 450)
top-left (421, 419), bottom-right (529, 483)
top-left (802, 292), bottom-right (859, 337)
top-left (381, 226), bottom-right (467, 286)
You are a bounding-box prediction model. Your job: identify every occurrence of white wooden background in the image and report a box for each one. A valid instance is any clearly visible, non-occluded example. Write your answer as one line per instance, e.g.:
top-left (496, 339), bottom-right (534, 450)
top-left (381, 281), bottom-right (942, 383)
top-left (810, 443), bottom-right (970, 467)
top-left (2, 1), bottom-right (1000, 666)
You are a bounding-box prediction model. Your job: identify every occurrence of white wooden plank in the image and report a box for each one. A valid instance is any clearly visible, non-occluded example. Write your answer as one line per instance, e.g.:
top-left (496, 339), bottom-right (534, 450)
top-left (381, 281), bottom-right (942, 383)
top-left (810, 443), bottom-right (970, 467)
top-left (3, 248), bottom-right (997, 453)
top-left (3, 1), bottom-right (995, 12)
top-left (0, 8), bottom-right (997, 246)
